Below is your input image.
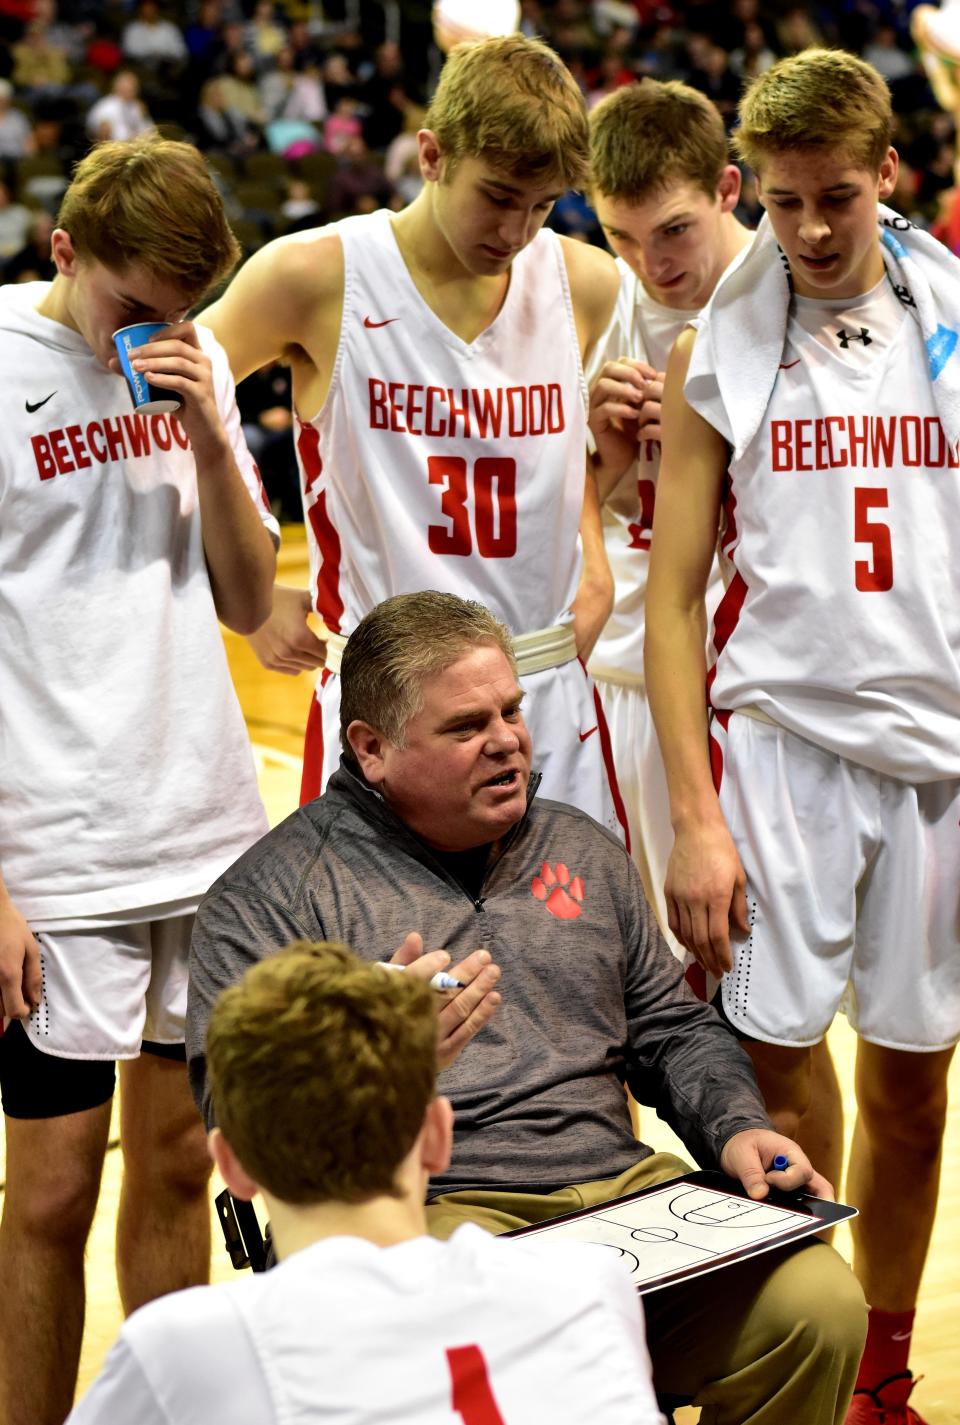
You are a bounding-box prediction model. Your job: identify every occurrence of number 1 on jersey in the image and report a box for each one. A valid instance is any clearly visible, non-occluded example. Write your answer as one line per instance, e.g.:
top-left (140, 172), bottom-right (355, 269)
top-left (854, 486), bottom-right (893, 592)
top-left (428, 457), bottom-right (518, 558)
top-left (446, 1344), bottom-right (507, 1425)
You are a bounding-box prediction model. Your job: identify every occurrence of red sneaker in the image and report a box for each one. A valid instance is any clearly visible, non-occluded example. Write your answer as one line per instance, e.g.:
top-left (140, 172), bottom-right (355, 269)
top-left (846, 1373), bottom-right (927, 1425)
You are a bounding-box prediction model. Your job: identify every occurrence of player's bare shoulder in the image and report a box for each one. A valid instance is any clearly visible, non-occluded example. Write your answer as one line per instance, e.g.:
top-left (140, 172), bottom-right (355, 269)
top-left (201, 224), bottom-right (345, 381)
top-left (556, 235), bottom-right (620, 357)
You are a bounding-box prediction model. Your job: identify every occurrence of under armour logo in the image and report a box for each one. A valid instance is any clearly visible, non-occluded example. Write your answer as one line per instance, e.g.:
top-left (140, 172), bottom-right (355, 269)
top-left (836, 327), bottom-right (872, 349)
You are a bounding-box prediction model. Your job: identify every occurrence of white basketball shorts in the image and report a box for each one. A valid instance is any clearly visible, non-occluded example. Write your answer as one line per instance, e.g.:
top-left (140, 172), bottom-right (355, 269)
top-left (594, 677), bottom-right (685, 962)
top-left (24, 912), bottom-right (194, 1060)
top-left (712, 712), bottom-right (960, 1051)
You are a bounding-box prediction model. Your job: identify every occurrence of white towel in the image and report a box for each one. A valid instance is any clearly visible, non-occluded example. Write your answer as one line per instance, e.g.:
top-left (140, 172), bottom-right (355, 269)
top-left (685, 204), bottom-right (960, 458)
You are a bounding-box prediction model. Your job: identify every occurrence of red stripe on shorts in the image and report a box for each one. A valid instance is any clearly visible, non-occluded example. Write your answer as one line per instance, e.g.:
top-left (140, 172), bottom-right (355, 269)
top-left (300, 670), bottom-right (332, 805)
top-left (589, 672), bottom-right (631, 854)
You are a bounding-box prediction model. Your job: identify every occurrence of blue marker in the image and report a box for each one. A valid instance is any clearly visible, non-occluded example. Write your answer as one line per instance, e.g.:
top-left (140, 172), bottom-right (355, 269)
top-left (379, 962), bottom-right (465, 992)
top-left (772, 1154), bottom-right (789, 1172)
top-left (429, 971), bottom-right (466, 991)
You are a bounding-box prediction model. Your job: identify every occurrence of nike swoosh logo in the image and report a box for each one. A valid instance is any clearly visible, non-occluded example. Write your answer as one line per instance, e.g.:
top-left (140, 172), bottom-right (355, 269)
top-left (890, 1331), bottom-right (913, 1341)
top-left (778, 360), bottom-right (801, 370)
top-left (26, 391), bottom-right (57, 413)
top-left (579, 726), bottom-right (598, 742)
top-left (363, 316), bottom-right (399, 328)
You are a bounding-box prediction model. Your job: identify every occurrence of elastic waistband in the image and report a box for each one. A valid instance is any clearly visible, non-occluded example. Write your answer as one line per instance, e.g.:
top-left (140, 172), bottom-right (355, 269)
top-left (321, 624), bottom-right (577, 678)
top-left (728, 703), bottom-right (779, 728)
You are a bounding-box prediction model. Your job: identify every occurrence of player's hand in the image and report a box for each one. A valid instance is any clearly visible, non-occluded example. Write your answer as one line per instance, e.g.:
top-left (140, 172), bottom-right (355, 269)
top-left (571, 572), bottom-right (613, 661)
top-left (246, 585), bottom-right (327, 673)
top-left (588, 359), bottom-right (663, 484)
top-left (664, 816), bottom-right (749, 978)
top-left (390, 932), bottom-right (502, 1070)
top-left (115, 320), bottom-right (223, 452)
top-left (0, 892), bottom-right (41, 1021)
top-left (720, 1129), bottom-right (834, 1202)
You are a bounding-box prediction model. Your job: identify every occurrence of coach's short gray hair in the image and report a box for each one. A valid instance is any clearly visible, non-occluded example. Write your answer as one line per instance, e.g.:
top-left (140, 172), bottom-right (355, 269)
top-left (339, 592), bottom-right (516, 759)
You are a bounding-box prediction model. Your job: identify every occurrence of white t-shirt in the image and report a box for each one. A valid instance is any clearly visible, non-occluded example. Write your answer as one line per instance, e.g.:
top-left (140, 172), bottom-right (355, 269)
top-left (587, 259), bottom-right (722, 686)
top-left (0, 284), bottom-right (279, 923)
top-left (67, 1225), bottom-right (664, 1425)
top-left (708, 276), bottom-right (960, 781)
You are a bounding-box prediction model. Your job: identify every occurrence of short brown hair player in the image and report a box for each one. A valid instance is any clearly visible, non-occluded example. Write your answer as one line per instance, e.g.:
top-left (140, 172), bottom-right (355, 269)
top-left (68, 944), bottom-right (665, 1424)
top-left (646, 49), bottom-right (960, 1425)
top-left (0, 134), bottom-right (279, 1424)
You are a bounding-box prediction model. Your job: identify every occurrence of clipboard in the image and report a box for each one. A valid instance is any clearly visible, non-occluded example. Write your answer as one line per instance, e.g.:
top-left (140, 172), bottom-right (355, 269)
top-left (505, 1170), bottom-right (857, 1294)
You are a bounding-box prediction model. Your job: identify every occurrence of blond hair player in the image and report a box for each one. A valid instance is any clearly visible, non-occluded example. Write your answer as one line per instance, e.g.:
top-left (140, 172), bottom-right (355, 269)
top-left (201, 35), bottom-right (628, 838)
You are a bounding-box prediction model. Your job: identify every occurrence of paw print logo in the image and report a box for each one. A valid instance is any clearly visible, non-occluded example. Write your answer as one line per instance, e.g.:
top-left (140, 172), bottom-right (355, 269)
top-left (531, 862), bottom-right (585, 920)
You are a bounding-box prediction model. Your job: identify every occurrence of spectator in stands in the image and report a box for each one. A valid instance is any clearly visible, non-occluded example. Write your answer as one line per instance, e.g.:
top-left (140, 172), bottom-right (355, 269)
top-left (1, 204), bottom-right (54, 281)
top-left (327, 129), bottom-right (393, 216)
top-left (86, 69), bottom-right (154, 142)
top-left (0, 77), bottom-right (33, 159)
top-left (246, 0), bottom-right (286, 71)
top-left (220, 49), bottom-right (267, 130)
top-left (384, 104), bottom-right (426, 207)
top-left (323, 94), bottom-right (362, 156)
top-left (196, 75), bottom-right (260, 157)
top-left (863, 22), bottom-right (917, 83)
top-left (11, 18), bottom-right (71, 99)
top-left (285, 57), bottom-right (328, 125)
top-left (258, 43), bottom-right (298, 121)
top-left (184, 0), bottom-right (227, 90)
top-left (0, 178), bottom-right (32, 261)
top-left (122, 0), bottom-right (188, 71)
top-left (728, 21), bottom-right (776, 80)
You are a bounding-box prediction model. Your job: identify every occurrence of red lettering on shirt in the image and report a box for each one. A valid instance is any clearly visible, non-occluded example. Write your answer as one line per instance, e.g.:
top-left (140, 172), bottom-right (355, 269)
top-left (368, 378), bottom-right (388, 430)
top-left (768, 415), bottom-right (959, 471)
top-left (32, 433), bottom-right (56, 480)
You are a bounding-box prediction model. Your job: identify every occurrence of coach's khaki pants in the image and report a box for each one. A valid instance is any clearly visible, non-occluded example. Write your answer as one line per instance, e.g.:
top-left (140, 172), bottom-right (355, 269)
top-left (427, 1153), bottom-right (866, 1425)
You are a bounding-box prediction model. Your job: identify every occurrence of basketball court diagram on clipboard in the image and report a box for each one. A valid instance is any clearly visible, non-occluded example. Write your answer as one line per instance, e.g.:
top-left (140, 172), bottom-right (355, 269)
top-left (509, 1174), bottom-right (857, 1294)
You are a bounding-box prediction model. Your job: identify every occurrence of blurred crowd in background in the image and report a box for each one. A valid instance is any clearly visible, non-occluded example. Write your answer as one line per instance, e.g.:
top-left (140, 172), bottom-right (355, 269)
top-left (0, 0), bottom-right (953, 513)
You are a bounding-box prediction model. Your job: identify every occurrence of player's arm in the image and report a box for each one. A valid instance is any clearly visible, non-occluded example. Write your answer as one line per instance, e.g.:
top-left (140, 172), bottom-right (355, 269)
top-left (201, 232), bottom-right (344, 657)
top-left (121, 321), bottom-right (277, 633)
top-left (561, 238), bottom-right (620, 658)
top-left (572, 462), bottom-right (613, 660)
top-left (198, 228), bottom-right (344, 385)
top-left (644, 328), bottom-right (747, 978)
top-left (0, 867), bottom-right (41, 1020)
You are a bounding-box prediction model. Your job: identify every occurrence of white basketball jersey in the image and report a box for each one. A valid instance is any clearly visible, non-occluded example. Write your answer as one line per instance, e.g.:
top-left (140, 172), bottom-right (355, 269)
top-left (588, 260), bottom-right (722, 686)
top-left (295, 212), bottom-right (587, 638)
top-left (709, 279), bottom-right (960, 782)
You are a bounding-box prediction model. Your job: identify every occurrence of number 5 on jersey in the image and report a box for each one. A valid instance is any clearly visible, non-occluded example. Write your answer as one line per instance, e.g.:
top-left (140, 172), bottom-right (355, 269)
top-left (854, 486), bottom-right (893, 592)
top-left (428, 456), bottom-right (518, 558)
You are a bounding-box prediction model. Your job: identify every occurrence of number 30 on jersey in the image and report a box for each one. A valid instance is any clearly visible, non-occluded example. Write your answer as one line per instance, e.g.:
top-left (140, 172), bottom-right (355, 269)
top-left (428, 456), bottom-right (518, 558)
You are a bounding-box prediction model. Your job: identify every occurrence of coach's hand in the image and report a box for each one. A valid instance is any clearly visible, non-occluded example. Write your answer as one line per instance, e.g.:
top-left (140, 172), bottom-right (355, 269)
top-left (665, 814), bottom-right (749, 978)
top-left (391, 932), bottom-right (502, 1070)
top-left (720, 1128), bottom-right (834, 1202)
top-left (247, 585), bottom-right (327, 673)
top-left (0, 888), bottom-right (41, 1021)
